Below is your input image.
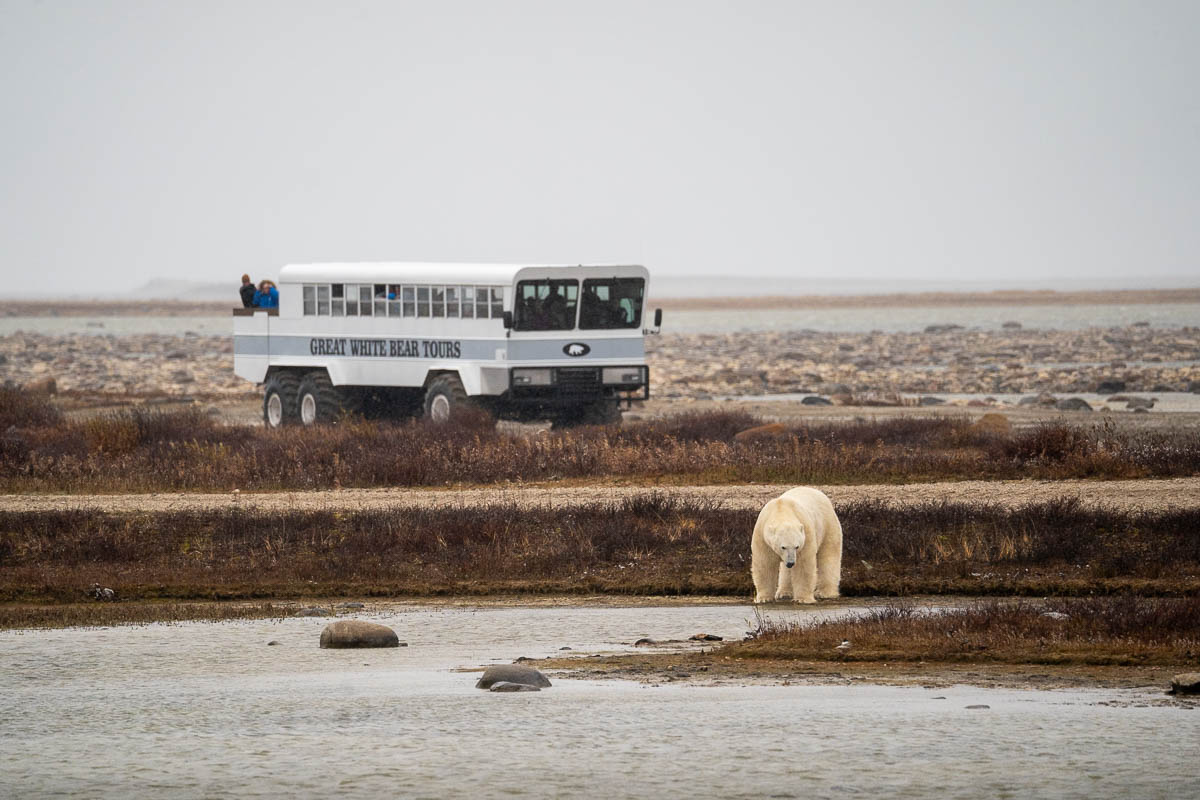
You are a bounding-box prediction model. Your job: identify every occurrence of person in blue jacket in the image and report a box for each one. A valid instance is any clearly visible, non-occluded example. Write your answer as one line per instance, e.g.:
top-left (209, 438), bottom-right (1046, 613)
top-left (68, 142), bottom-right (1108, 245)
top-left (253, 279), bottom-right (279, 308)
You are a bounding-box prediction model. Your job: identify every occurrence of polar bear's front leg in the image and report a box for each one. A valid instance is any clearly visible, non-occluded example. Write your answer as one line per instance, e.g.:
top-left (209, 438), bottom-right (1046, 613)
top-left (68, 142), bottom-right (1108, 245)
top-left (775, 564), bottom-right (793, 601)
top-left (793, 550), bottom-right (818, 604)
top-left (751, 553), bottom-right (780, 604)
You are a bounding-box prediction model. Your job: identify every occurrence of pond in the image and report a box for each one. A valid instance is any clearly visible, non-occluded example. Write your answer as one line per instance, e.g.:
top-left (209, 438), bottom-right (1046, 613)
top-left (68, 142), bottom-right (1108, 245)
top-left (1, 603), bottom-right (1194, 799)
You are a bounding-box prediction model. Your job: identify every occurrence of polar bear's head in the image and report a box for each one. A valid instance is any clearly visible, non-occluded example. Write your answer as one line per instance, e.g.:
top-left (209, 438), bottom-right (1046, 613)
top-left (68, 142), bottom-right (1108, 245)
top-left (763, 508), bottom-right (806, 569)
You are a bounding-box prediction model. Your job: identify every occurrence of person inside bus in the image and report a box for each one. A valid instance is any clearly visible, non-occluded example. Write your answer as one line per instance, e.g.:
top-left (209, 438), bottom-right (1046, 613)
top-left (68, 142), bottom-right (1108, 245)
top-left (542, 287), bottom-right (570, 329)
top-left (240, 274), bottom-right (257, 308)
top-left (254, 279), bottom-right (279, 308)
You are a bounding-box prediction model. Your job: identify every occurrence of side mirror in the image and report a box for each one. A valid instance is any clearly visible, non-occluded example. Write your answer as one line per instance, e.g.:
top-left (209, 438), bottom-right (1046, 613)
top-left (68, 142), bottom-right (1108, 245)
top-left (654, 308), bottom-right (662, 328)
top-left (502, 310), bottom-right (513, 329)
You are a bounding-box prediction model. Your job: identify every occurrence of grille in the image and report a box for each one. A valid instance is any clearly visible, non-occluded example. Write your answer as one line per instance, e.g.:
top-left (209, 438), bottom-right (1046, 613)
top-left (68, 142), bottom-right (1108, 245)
top-left (555, 367), bottom-right (600, 388)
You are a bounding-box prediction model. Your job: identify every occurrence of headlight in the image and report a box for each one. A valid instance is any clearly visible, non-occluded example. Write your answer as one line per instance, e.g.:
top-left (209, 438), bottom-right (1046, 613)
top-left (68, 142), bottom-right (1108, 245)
top-left (602, 367), bottom-right (645, 384)
top-left (512, 368), bottom-right (554, 386)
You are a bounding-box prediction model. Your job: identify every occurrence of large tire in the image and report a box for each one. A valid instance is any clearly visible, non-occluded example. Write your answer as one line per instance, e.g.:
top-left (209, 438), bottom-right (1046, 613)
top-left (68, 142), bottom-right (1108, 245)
top-left (296, 372), bottom-right (350, 426)
top-left (553, 398), bottom-right (623, 428)
top-left (263, 372), bottom-right (301, 428)
top-left (423, 374), bottom-right (470, 423)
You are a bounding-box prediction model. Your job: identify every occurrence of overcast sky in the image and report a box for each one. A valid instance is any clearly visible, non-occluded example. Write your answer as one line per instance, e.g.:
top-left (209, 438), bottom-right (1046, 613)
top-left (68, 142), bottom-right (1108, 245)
top-left (1, 0), bottom-right (1197, 297)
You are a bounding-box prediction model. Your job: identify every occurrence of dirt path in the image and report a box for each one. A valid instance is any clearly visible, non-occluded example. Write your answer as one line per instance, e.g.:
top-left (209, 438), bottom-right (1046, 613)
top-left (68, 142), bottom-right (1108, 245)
top-left (4, 477), bottom-right (1198, 513)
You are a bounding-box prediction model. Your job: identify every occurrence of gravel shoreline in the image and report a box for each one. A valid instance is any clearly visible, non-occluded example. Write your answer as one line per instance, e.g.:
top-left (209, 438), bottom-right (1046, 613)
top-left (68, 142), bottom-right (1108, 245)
top-left (5, 477), bottom-right (1198, 513)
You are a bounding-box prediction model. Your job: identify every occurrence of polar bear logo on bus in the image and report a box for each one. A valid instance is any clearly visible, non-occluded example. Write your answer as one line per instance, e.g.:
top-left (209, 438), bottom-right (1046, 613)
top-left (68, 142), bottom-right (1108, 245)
top-left (563, 342), bottom-right (590, 357)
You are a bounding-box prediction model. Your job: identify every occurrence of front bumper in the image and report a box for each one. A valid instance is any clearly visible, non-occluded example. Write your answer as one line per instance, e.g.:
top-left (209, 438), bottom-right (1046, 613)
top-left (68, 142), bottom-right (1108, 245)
top-left (506, 365), bottom-right (650, 404)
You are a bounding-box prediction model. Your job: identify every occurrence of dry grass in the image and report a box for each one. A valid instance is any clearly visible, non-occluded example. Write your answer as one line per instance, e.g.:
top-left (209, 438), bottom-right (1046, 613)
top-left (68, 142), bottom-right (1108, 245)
top-left (2, 496), bottom-right (1198, 604)
top-left (0, 601), bottom-right (292, 629)
top-left (2, 387), bottom-right (1198, 492)
top-left (732, 597), bottom-right (1200, 667)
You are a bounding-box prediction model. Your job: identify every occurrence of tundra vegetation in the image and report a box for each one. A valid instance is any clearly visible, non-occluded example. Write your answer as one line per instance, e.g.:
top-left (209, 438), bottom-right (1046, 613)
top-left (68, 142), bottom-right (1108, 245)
top-left (732, 596), bottom-right (1200, 667)
top-left (3, 496), bottom-right (1198, 612)
top-left (2, 387), bottom-right (1199, 492)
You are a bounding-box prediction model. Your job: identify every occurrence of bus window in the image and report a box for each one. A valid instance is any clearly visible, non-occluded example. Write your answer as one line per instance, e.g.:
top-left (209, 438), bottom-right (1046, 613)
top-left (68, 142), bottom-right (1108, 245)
top-left (490, 287), bottom-right (504, 320)
top-left (359, 285), bottom-right (374, 316)
top-left (475, 287), bottom-right (489, 318)
top-left (432, 286), bottom-right (445, 318)
top-left (316, 285), bottom-right (330, 316)
top-left (374, 284), bottom-right (387, 317)
top-left (417, 286), bottom-right (431, 317)
top-left (302, 285), bottom-right (316, 315)
top-left (514, 280), bottom-right (577, 331)
top-left (402, 286), bottom-right (415, 317)
top-left (579, 278), bottom-right (644, 329)
top-left (446, 286), bottom-right (459, 317)
top-left (331, 284), bottom-right (344, 316)
top-left (460, 286), bottom-right (474, 318)
top-left (344, 284), bottom-right (358, 316)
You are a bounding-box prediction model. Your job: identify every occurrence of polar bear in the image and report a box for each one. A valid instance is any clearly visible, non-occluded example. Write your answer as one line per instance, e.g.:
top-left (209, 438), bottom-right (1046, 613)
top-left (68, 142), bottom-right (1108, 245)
top-left (751, 486), bottom-right (843, 604)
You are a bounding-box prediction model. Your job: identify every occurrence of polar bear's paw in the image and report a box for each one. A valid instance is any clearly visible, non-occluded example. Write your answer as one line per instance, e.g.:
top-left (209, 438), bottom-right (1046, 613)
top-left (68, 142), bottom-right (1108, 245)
top-left (753, 593), bottom-right (774, 604)
top-left (795, 595), bottom-right (817, 604)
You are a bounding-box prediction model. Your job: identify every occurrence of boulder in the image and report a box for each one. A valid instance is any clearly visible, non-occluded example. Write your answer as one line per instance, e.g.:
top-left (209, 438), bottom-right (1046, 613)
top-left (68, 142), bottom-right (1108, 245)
top-left (475, 664), bottom-right (552, 689)
top-left (800, 395), bottom-right (832, 406)
top-left (1168, 673), bottom-right (1200, 695)
top-left (1096, 379), bottom-right (1126, 394)
top-left (1001, 321), bottom-right (1022, 330)
top-left (733, 422), bottom-right (788, 442)
top-left (1055, 397), bottom-right (1092, 412)
top-left (1190, 381), bottom-right (1200, 394)
top-left (489, 681), bottom-right (542, 693)
top-left (319, 620), bottom-right (402, 648)
top-left (970, 413), bottom-right (1011, 435)
top-left (1125, 396), bottom-right (1155, 410)
top-left (924, 324), bottom-right (964, 334)
top-left (689, 633), bottom-right (723, 641)
top-left (918, 396), bottom-right (945, 406)
top-left (22, 376), bottom-right (57, 395)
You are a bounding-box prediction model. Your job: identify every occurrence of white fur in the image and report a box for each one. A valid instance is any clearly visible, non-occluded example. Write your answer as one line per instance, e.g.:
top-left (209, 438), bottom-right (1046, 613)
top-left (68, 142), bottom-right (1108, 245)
top-left (751, 487), bottom-right (843, 604)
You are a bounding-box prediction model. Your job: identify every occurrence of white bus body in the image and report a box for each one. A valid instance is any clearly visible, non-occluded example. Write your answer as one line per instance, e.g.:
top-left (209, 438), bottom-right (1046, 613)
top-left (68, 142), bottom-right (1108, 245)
top-left (233, 263), bottom-right (657, 426)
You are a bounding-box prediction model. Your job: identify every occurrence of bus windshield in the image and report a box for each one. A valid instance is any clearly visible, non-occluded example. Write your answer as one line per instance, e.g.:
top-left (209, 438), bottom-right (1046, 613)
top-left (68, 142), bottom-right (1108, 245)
top-left (579, 278), bottom-right (644, 329)
top-left (514, 279), bottom-right (579, 331)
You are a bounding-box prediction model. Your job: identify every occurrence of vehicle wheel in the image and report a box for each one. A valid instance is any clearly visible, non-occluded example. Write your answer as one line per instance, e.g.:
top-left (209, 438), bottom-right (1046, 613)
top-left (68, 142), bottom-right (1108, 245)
top-left (263, 372), bottom-right (301, 428)
top-left (297, 372), bottom-right (346, 426)
top-left (582, 399), bottom-right (623, 426)
top-left (423, 374), bottom-right (470, 423)
top-left (553, 399), bottom-right (623, 428)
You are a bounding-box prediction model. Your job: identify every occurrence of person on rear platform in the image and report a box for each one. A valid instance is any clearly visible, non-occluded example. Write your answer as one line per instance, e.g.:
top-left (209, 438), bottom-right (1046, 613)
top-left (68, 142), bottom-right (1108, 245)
top-left (254, 279), bottom-right (279, 308)
top-left (240, 274), bottom-right (257, 308)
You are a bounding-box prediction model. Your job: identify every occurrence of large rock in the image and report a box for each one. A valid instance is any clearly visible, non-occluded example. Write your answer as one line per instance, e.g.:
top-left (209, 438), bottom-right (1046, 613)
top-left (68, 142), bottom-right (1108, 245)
top-left (1096, 379), bottom-right (1126, 394)
top-left (475, 664), bottom-right (552, 689)
top-left (733, 422), bottom-right (788, 442)
top-left (1168, 673), bottom-right (1200, 695)
top-left (489, 681), bottom-right (542, 693)
top-left (1055, 397), bottom-right (1092, 412)
top-left (970, 413), bottom-right (1011, 435)
top-left (319, 620), bottom-right (402, 649)
top-left (21, 376), bottom-right (57, 395)
top-left (800, 395), bottom-right (832, 406)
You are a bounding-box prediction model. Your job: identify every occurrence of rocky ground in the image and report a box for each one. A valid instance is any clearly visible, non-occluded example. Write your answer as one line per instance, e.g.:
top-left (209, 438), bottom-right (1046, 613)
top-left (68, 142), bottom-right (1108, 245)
top-left (2, 324), bottom-right (1198, 405)
top-left (648, 325), bottom-right (1200, 399)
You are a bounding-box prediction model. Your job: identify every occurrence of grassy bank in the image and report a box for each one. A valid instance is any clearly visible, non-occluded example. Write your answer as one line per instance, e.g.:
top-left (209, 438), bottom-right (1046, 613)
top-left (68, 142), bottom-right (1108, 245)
top-left (732, 597), bottom-right (1200, 667)
top-left (3, 388), bottom-right (1198, 492)
top-left (3, 496), bottom-right (1198, 605)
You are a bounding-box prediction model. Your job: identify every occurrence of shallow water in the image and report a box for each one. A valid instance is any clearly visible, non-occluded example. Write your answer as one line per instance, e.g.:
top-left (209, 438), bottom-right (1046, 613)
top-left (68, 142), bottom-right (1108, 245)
top-left (2, 604), bottom-right (1195, 799)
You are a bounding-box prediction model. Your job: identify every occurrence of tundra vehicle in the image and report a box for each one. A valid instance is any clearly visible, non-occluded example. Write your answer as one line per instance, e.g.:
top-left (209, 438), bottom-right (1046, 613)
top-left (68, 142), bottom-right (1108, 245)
top-left (233, 263), bottom-right (660, 427)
